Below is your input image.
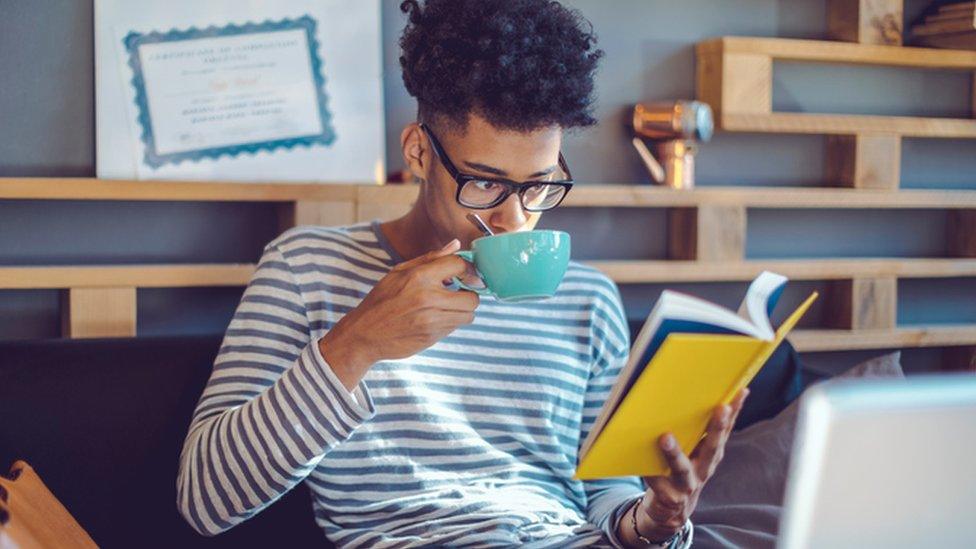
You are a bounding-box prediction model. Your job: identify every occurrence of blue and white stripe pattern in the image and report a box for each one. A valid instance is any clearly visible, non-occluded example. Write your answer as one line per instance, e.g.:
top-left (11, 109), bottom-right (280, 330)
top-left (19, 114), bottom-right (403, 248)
top-left (176, 220), bottom-right (692, 547)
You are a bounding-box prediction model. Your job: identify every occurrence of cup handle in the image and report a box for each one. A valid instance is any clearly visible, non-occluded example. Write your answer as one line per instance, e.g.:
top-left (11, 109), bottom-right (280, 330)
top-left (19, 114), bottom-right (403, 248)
top-left (453, 251), bottom-right (491, 296)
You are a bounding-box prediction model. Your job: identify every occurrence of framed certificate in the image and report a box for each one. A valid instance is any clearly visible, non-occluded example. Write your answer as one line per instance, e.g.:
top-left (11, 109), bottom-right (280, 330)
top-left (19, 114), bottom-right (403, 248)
top-left (96, 0), bottom-right (384, 183)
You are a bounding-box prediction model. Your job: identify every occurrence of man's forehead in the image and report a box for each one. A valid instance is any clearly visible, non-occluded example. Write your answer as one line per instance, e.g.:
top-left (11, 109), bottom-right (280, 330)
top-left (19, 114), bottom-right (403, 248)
top-left (462, 160), bottom-right (559, 180)
top-left (440, 114), bottom-right (563, 179)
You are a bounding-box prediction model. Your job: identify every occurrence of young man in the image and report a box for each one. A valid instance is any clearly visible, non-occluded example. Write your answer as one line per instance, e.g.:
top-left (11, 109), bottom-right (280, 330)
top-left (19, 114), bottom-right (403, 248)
top-left (177, 1), bottom-right (746, 546)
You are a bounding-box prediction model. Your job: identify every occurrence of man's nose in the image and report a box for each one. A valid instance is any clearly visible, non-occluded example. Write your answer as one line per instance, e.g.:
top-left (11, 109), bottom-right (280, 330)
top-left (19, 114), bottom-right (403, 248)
top-left (488, 193), bottom-right (529, 233)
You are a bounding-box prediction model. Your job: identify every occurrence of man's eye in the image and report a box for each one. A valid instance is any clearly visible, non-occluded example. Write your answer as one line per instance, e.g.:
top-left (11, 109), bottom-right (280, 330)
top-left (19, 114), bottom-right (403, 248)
top-left (474, 181), bottom-right (497, 191)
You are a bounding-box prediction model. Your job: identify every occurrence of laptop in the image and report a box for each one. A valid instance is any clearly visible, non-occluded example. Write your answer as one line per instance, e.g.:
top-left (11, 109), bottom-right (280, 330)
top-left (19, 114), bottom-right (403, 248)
top-left (778, 373), bottom-right (976, 549)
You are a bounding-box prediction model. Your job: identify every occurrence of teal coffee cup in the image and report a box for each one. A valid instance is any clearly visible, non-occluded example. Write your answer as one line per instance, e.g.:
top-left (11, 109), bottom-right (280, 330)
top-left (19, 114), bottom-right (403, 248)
top-left (453, 230), bottom-right (571, 302)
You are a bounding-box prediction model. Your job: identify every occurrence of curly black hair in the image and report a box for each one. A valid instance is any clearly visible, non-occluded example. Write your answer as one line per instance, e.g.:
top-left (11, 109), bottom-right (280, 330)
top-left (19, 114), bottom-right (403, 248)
top-left (399, 0), bottom-right (603, 132)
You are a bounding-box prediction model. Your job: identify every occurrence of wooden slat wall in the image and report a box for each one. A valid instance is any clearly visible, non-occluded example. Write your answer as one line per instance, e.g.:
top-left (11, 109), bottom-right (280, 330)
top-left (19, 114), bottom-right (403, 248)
top-left (60, 287), bottom-right (136, 339)
top-left (1, 33), bottom-right (975, 358)
top-left (2, 177), bottom-right (976, 354)
top-left (692, 29), bottom-right (976, 367)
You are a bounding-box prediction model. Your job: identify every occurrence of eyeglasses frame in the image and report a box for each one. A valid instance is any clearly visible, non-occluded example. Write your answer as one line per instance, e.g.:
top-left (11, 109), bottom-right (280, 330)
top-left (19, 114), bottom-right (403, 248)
top-left (419, 123), bottom-right (575, 212)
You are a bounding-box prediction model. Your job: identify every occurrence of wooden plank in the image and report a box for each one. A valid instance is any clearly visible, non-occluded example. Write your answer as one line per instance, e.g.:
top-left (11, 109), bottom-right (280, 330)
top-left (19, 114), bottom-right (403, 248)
top-left (278, 200), bottom-right (357, 232)
top-left (695, 50), bottom-right (724, 121)
top-left (585, 258), bottom-right (976, 283)
top-left (790, 326), bottom-right (976, 352)
top-left (916, 30), bottom-right (976, 50)
top-left (827, 0), bottom-right (904, 46)
top-left (356, 202), bottom-right (413, 223)
top-left (936, 2), bottom-right (976, 14)
top-left (5, 179), bottom-right (976, 209)
top-left (921, 8), bottom-right (976, 24)
top-left (825, 277), bottom-right (897, 330)
top-left (0, 178), bottom-right (363, 202)
top-left (721, 53), bottom-right (772, 116)
top-left (668, 205), bottom-right (746, 261)
top-left (825, 134), bottom-right (901, 189)
top-left (3, 259), bottom-right (976, 291)
top-left (695, 47), bottom-right (772, 120)
top-left (562, 186), bottom-right (976, 209)
top-left (0, 265), bottom-right (255, 289)
top-left (698, 36), bottom-right (976, 69)
top-left (720, 112), bottom-right (976, 138)
top-left (357, 184), bottom-right (419, 205)
top-left (356, 184), bottom-right (417, 222)
top-left (2, 258), bottom-right (975, 291)
top-left (61, 287), bottom-right (136, 339)
top-left (948, 210), bottom-right (976, 257)
top-left (912, 11), bottom-right (976, 36)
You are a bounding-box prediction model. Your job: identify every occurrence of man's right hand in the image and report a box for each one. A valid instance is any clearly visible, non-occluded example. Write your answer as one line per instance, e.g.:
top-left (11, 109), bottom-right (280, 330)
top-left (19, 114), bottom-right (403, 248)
top-left (318, 238), bottom-right (479, 390)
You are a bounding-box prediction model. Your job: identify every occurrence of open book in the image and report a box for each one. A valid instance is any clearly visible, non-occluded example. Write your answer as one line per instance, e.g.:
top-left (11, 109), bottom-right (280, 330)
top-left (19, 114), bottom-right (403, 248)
top-left (574, 271), bottom-right (817, 480)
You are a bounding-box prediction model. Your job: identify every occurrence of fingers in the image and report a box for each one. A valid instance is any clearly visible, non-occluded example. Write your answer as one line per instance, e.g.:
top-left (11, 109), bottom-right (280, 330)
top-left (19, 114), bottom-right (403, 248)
top-left (416, 253), bottom-right (472, 282)
top-left (657, 433), bottom-right (696, 491)
top-left (729, 388), bottom-right (750, 427)
top-left (452, 262), bottom-right (485, 288)
top-left (428, 287), bottom-right (481, 313)
top-left (690, 389), bottom-right (748, 479)
top-left (390, 238), bottom-right (486, 291)
top-left (636, 433), bottom-right (707, 533)
top-left (689, 405), bottom-right (731, 478)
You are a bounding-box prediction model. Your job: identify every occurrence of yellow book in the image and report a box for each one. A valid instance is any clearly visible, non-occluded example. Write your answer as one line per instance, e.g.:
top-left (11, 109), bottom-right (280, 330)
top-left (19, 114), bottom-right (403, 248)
top-left (575, 272), bottom-right (817, 480)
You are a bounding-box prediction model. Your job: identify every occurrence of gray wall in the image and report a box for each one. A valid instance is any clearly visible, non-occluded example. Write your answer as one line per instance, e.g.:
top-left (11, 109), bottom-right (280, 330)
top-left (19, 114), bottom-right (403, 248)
top-left (2, 0), bottom-right (974, 373)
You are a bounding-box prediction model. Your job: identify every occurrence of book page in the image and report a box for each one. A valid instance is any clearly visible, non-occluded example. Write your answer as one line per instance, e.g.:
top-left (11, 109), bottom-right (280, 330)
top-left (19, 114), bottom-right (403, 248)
top-left (736, 271), bottom-right (788, 339)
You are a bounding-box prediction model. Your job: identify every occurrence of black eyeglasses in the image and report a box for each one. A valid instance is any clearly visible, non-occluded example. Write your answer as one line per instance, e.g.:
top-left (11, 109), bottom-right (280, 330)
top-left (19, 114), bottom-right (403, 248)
top-left (420, 123), bottom-right (574, 212)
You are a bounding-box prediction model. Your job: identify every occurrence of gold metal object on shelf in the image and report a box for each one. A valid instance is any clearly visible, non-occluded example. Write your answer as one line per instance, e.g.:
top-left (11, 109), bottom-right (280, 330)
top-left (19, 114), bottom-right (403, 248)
top-left (631, 101), bottom-right (713, 189)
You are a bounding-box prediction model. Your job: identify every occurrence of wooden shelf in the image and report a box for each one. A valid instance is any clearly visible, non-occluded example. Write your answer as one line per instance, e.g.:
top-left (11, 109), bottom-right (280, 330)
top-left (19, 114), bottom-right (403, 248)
top-left (4, 263), bottom-right (976, 355)
top-left (791, 326), bottom-right (976, 352)
top-left (3, 258), bottom-right (974, 291)
top-left (0, 264), bottom-right (255, 289)
top-left (358, 184), bottom-right (976, 209)
top-left (720, 112), bottom-right (976, 138)
top-left (0, 177), bottom-right (364, 202)
top-left (4, 178), bottom-right (976, 209)
top-left (3, 177), bottom-right (975, 354)
top-left (586, 258), bottom-right (976, 283)
top-left (697, 36), bottom-right (976, 70)
top-left (562, 186), bottom-right (976, 209)
top-left (696, 36), bottom-right (976, 139)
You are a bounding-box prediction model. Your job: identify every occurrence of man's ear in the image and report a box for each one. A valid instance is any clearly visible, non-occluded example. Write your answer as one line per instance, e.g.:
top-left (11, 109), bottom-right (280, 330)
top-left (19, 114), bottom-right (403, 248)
top-left (400, 123), bottom-right (429, 182)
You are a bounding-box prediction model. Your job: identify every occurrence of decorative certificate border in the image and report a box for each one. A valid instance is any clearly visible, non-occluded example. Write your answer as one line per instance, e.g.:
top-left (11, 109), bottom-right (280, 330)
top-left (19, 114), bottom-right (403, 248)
top-left (122, 15), bottom-right (335, 168)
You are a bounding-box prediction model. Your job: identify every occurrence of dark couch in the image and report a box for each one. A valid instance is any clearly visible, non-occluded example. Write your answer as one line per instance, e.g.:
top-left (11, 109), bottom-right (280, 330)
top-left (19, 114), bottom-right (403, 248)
top-left (0, 335), bottom-right (326, 549)
top-left (0, 331), bottom-right (814, 548)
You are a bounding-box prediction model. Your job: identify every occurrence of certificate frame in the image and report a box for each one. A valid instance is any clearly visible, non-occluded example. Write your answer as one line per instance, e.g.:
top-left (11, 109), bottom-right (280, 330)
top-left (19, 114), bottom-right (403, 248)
top-left (122, 15), bottom-right (336, 169)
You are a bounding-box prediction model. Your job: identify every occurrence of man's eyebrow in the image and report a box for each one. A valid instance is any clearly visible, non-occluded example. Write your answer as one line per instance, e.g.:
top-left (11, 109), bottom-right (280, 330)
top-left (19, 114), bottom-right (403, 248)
top-left (462, 161), bottom-right (558, 179)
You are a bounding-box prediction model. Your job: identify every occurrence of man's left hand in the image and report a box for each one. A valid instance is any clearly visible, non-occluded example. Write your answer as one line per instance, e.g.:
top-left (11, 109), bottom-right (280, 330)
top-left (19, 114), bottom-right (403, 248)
top-left (620, 388), bottom-right (749, 545)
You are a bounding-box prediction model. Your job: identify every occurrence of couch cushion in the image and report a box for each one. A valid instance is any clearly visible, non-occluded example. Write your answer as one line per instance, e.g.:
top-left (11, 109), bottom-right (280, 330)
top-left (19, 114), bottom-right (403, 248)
top-left (0, 335), bottom-right (325, 549)
top-left (691, 351), bottom-right (905, 548)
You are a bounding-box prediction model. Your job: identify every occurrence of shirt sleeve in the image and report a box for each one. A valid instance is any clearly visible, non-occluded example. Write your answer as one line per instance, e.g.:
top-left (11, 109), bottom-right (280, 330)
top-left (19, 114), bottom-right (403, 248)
top-left (580, 275), bottom-right (693, 549)
top-left (176, 243), bottom-right (375, 536)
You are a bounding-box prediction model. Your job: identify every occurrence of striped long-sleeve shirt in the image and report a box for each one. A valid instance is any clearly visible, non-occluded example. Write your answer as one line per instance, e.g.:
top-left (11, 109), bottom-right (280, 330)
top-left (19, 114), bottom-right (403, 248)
top-left (176, 220), bottom-right (693, 548)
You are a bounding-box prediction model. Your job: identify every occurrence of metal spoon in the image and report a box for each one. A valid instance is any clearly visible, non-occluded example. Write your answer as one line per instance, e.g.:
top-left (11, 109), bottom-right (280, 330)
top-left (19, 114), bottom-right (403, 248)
top-left (465, 213), bottom-right (495, 237)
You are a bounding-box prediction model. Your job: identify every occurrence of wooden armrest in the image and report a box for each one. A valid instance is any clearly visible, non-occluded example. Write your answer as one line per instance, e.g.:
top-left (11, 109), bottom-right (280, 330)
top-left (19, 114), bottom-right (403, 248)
top-left (0, 461), bottom-right (97, 549)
